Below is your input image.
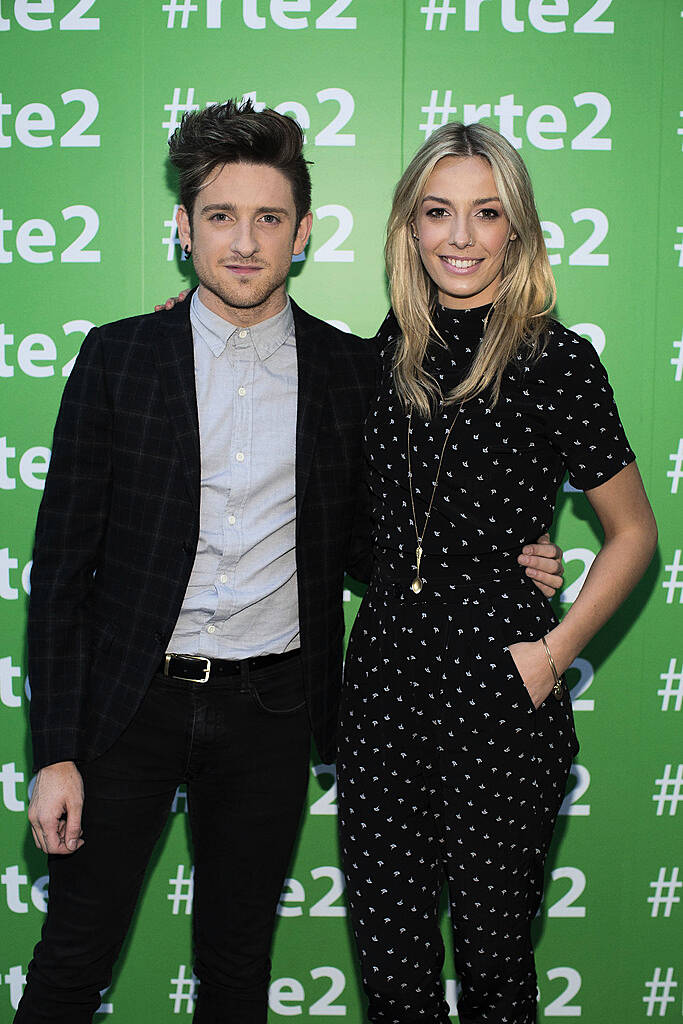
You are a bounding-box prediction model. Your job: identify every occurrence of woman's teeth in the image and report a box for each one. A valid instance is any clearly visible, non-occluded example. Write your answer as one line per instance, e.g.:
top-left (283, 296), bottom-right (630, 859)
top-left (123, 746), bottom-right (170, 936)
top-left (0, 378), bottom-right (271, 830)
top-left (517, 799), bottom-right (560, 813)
top-left (442, 257), bottom-right (479, 268)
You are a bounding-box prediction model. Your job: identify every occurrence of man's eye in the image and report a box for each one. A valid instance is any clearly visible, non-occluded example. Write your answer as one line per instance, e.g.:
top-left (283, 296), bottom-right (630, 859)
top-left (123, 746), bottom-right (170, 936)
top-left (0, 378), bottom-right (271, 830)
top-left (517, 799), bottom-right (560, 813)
top-left (261, 215), bottom-right (280, 224)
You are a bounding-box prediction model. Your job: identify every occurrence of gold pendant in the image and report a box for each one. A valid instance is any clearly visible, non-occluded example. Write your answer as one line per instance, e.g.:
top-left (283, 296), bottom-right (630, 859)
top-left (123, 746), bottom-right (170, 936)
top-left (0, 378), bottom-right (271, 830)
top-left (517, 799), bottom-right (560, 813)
top-left (411, 544), bottom-right (423, 594)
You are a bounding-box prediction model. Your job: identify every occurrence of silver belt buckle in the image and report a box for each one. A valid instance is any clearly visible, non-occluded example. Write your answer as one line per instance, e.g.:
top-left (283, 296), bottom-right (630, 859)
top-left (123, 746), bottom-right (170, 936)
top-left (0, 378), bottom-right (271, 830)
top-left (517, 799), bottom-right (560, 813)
top-left (165, 653), bottom-right (211, 683)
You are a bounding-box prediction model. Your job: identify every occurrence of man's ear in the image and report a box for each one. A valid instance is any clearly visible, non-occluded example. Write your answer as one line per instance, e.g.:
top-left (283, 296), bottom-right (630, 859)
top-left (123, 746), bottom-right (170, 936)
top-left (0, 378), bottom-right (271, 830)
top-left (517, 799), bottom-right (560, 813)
top-left (176, 206), bottom-right (192, 250)
top-left (293, 210), bottom-right (313, 257)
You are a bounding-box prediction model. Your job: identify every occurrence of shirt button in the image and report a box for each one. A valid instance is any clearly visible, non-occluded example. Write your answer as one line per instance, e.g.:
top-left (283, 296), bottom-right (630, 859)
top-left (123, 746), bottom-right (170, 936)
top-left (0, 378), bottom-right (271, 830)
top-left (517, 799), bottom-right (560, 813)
top-left (219, 573), bottom-right (228, 583)
top-left (207, 624), bottom-right (216, 634)
top-left (238, 386), bottom-right (246, 397)
top-left (238, 329), bottom-right (247, 339)
top-left (228, 515), bottom-right (236, 525)
top-left (236, 452), bottom-right (244, 462)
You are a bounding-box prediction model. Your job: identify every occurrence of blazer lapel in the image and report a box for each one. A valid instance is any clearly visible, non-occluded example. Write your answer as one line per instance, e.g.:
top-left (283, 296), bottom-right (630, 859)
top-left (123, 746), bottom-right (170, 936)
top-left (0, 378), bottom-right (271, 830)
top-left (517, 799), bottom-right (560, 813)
top-left (292, 300), bottom-right (329, 527)
top-left (149, 294), bottom-right (200, 503)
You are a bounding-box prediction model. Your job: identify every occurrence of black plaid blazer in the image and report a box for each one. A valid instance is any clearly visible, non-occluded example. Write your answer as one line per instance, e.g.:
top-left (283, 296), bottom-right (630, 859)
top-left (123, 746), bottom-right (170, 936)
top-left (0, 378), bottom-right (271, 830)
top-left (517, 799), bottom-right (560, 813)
top-left (27, 296), bottom-right (378, 770)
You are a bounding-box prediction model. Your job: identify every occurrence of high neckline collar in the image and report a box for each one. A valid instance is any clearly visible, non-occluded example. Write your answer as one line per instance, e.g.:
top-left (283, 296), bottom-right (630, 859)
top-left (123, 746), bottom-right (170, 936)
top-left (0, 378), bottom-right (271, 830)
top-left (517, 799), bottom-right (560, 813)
top-left (435, 302), bottom-right (492, 322)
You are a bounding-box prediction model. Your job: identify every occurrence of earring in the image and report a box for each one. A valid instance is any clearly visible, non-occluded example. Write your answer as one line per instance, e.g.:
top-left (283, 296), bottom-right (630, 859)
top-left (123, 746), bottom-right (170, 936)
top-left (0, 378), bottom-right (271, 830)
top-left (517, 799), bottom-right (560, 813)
top-left (183, 244), bottom-right (191, 258)
top-left (509, 233), bottom-right (517, 240)
top-left (411, 231), bottom-right (419, 241)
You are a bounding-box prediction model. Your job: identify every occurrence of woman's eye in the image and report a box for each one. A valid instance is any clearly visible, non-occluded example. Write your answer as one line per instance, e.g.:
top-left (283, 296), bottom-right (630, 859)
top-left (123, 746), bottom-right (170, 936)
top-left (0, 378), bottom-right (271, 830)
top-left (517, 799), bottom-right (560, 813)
top-left (478, 208), bottom-right (500, 220)
top-left (425, 207), bottom-right (448, 218)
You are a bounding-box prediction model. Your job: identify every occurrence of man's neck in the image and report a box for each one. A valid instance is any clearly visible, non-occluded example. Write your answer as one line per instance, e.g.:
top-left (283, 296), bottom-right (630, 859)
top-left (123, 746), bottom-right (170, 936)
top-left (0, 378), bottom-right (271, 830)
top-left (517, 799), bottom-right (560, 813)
top-left (197, 284), bottom-right (288, 328)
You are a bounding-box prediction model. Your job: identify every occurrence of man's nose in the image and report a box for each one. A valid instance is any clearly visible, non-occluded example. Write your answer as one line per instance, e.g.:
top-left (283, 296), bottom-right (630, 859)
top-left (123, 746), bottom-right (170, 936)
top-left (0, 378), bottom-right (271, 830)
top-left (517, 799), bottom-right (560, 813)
top-left (230, 220), bottom-right (258, 257)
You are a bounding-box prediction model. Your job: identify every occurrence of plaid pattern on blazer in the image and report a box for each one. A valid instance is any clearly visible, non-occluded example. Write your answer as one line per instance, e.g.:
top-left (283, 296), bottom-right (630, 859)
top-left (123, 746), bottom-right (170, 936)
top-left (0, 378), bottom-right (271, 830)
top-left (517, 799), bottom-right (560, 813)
top-left (27, 296), bottom-right (379, 769)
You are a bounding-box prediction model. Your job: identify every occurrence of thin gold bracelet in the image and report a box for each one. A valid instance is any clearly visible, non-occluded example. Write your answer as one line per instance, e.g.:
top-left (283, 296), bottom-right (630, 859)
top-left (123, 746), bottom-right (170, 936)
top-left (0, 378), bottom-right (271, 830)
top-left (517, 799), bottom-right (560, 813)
top-left (541, 635), bottom-right (564, 701)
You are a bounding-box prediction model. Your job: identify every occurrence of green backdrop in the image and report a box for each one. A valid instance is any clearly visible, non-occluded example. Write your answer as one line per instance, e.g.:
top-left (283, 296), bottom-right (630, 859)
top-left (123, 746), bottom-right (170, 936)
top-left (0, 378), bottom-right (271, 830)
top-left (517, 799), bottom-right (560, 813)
top-left (1, 1), bottom-right (681, 1020)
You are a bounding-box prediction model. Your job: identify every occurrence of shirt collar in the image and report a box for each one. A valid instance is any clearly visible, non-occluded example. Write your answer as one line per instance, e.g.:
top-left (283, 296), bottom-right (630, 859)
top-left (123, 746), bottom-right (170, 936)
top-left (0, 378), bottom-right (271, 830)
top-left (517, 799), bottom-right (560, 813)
top-left (190, 290), bottom-right (295, 360)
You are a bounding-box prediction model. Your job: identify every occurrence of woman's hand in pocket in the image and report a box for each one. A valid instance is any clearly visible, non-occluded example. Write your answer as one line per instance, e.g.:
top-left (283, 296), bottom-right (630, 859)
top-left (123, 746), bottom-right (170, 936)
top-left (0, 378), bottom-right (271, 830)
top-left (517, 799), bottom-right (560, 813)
top-left (507, 640), bottom-right (555, 708)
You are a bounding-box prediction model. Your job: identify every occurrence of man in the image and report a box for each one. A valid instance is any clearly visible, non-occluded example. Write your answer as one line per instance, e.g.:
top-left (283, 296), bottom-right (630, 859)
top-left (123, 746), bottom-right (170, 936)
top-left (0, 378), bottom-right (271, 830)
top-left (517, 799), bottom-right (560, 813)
top-left (17, 100), bottom-right (563, 1023)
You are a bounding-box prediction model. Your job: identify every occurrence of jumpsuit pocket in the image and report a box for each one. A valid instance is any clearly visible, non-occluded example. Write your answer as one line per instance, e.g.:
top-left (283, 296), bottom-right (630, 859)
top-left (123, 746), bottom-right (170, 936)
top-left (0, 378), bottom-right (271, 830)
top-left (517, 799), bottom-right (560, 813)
top-left (478, 582), bottom-right (558, 716)
top-left (503, 643), bottom-right (548, 714)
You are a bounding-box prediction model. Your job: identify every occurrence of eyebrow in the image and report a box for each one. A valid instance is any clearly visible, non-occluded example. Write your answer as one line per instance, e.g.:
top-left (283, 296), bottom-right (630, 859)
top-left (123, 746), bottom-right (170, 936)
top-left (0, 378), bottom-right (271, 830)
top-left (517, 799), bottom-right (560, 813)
top-left (200, 202), bottom-right (291, 217)
top-left (421, 195), bottom-right (502, 207)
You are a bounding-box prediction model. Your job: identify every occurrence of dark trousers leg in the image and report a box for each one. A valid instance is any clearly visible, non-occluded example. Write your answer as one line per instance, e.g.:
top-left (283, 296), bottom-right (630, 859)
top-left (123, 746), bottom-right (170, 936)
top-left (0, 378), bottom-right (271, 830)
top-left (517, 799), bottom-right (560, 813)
top-left (189, 657), bottom-right (311, 1023)
top-left (338, 751), bottom-right (452, 1023)
top-left (14, 679), bottom-right (183, 1023)
top-left (439, 741), bottom-right (571, 1021)
top-left (443, 823), bottom-right (543, 1024)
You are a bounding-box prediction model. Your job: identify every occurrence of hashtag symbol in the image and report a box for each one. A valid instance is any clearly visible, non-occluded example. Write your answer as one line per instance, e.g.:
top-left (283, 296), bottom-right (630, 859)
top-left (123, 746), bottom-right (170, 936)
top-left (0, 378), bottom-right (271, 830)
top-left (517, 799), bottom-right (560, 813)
top-left (662, 550), bottom-right (683, 604)
top-left (167, 864), bottom-right (194, 915)
top-left (653, 764), bottom-right (683, 816)
top-left (648, 867), bottom-right (682, 917)
top-left (419, 90), bottom-right (459, 140)
top-left (672, 332), bottom-right (683, 382)
top-left (643, 967), bottom-right (678, 1016)
top-left (421, 0), bottom-right (458, 30)
top-left (163, 0), bottom-right (198, 29)
top-left (675, 227), bottom-right (683, 268)
top-left (162, 88), bottom-right (200, 139)
top-left (169, 965), bottom-right (199, 1013)
top-left (667, 439), bottom-right (683, 494)
top-left (659, 659), bottom-right (683, 711)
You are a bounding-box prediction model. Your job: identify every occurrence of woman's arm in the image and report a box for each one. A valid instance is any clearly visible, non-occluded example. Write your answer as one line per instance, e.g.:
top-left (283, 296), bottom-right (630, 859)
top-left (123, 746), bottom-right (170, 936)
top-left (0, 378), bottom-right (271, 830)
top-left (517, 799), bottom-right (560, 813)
top-left (509, 461), bottom-right (657, 706)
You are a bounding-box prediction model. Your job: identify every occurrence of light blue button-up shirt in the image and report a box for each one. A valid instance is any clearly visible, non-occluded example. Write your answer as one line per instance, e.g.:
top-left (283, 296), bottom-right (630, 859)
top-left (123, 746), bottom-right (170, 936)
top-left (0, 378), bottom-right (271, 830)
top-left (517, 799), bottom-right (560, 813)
top-left (167, 290), bottom-right (299, 659)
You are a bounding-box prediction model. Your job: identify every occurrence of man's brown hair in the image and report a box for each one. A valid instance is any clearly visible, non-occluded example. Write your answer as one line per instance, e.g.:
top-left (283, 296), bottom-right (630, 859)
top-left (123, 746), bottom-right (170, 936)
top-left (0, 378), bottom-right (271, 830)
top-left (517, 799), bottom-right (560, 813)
top-left (168, 98), bottom-right (312, 228)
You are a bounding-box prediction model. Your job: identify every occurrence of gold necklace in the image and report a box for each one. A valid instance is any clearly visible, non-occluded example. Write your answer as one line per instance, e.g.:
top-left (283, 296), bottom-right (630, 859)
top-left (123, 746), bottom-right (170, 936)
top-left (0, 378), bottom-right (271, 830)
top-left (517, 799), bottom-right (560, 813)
top-left (407, 405), bottom-right (462, 594)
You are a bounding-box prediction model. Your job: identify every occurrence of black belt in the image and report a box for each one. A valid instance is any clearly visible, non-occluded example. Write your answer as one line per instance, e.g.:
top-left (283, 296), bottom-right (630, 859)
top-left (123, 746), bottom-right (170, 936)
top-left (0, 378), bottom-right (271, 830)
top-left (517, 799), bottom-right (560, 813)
top-left (160, 648), bottom-right (300, 683)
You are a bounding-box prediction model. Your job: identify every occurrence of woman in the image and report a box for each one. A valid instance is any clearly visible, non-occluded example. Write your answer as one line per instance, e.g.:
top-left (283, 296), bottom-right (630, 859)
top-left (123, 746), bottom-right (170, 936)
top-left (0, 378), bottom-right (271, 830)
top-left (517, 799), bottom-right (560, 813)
top-left (336, 121), bottom-right (656, 1024)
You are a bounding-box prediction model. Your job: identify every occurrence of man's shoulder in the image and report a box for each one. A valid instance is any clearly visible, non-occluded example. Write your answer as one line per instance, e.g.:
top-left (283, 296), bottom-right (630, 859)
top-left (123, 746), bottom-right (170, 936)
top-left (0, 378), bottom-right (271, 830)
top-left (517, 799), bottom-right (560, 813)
top-left (73, 305), bottom-right (190, 376)
top-left (94, 303), bottom-right (189, 345)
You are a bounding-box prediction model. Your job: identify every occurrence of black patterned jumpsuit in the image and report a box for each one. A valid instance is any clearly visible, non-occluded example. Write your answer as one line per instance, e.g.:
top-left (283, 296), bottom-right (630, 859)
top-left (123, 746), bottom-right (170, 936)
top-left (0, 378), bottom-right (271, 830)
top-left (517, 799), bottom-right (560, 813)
top-left (337, 304), bottom-right (635, 1024)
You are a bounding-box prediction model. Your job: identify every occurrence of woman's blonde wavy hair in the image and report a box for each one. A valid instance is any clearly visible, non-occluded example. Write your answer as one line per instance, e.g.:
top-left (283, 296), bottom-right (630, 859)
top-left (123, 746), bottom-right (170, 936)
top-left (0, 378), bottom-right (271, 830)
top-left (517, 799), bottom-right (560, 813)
top-left (386, 121), bottom-right (556, 416)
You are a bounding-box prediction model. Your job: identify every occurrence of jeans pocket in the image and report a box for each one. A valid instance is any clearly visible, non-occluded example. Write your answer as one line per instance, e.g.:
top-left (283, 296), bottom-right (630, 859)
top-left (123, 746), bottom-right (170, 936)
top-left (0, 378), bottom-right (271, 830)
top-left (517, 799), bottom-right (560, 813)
top-left (249, 660), bottom-right (306, 716)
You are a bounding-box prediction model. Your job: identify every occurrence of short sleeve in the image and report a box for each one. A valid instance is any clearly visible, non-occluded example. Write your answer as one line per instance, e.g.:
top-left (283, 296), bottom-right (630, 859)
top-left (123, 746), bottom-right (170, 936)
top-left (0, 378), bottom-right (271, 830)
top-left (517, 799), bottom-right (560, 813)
top-left (536, 325), bottom-right (636, 491)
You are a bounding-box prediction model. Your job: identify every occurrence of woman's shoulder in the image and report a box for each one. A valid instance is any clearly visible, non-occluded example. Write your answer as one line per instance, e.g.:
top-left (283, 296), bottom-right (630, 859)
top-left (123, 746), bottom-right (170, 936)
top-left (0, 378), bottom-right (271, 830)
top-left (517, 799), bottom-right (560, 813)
top-left (532, 319), bottom-right (609, 383)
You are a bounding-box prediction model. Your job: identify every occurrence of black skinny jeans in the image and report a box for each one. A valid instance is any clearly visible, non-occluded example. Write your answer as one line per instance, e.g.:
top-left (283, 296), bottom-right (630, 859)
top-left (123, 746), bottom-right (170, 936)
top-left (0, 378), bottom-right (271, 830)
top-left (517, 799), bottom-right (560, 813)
top-left (15, 655), bottom-right (311, 1024)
